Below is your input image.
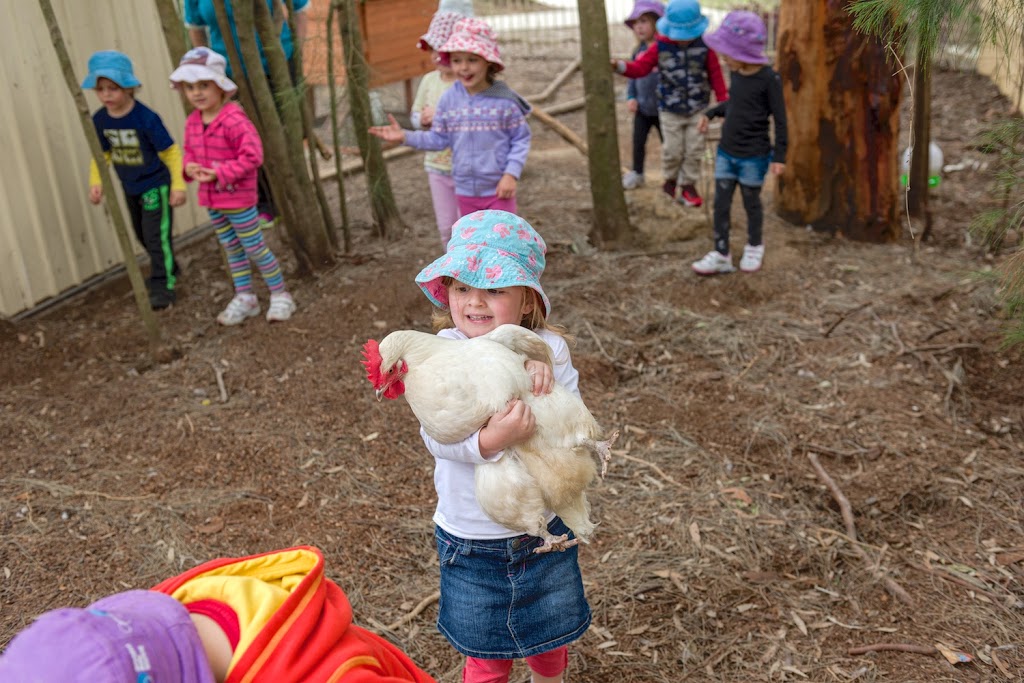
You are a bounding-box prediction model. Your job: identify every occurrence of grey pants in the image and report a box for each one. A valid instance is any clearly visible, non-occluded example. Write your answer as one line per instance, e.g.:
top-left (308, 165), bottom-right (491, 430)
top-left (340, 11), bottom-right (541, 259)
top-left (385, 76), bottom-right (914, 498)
top-left (659, 110), bottom-right (705, 186)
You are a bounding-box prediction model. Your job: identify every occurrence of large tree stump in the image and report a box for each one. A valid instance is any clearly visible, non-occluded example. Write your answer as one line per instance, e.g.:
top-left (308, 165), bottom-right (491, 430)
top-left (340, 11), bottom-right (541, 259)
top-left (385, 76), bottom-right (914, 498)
top-left (775, 1), bottom-right (903, 242)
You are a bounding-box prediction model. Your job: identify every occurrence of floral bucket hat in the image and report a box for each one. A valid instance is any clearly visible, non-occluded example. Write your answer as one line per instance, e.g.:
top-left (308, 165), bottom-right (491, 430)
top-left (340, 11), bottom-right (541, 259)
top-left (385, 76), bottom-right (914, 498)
top-left (416, 210), bottom-right (550, 316)
top-left (702, 10), bottom-right (770, 65)
top-left (438, 17), bottom-right (504, 71)
top-left (418, 11), bottom-right (466, 51)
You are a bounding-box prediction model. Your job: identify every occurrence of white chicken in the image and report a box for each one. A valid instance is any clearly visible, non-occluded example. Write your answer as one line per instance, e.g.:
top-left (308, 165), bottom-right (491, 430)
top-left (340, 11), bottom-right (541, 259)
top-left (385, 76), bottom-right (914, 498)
top-left (362, 324), bottom-right (617, 552)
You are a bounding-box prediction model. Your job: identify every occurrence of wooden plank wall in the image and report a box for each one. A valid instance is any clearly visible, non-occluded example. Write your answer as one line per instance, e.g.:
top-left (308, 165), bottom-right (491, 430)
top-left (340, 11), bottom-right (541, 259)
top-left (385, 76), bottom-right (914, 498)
top-left (303, 0), bottom-right (436, 88)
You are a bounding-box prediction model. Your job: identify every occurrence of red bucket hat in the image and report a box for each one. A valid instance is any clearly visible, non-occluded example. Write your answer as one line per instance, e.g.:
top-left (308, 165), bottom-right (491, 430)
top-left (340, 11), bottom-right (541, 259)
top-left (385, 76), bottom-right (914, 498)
top-left (438, 17), bottom-right (504, 72)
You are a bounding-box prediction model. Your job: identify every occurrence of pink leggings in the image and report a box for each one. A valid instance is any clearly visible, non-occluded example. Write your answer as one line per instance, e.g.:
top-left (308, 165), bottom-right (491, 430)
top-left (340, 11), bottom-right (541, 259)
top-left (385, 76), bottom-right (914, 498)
top-left (462, 646), bottom-right (568, 683)
top-left (427, 171), bottom-right (459, 245)
top-left (456, 193), bottom-right (518, 217)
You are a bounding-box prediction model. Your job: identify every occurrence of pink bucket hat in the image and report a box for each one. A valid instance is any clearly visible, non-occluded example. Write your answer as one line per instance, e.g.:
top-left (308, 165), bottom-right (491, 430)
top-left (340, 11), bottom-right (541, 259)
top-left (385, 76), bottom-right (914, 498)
top-left (418, 11), bottom-right (465, 51)
top-left (438, 17), bottom-right (504, 71)
top-left (0, 590), bottom-right (216, 682)
top-left (702, 11), bottom-right (771, 65)
top-left (416, 210), bottom-right (550, 316)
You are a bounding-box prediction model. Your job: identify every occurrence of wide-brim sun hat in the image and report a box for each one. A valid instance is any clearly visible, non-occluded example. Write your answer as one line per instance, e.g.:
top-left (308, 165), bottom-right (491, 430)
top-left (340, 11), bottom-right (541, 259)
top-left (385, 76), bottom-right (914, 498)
top-left (655, 0), bottom-right (708, 41)
top-left (170, 46), bottom-right (238, 95)
top-left (0, 590), bottom-right (216, 683)
top-left (418, 11), bottom-right (465, 51)
top-left (81, 50), bottom-right (141, 89)
top-left (416, 210), bottom-right (550, 316)
top-left (438, 16), bottom-right (504, 71)
top-left (625, 0), bottom-right (665, 27)
top-left (702, 10), bottom-right (770, 65)
top-left (438, 0), bottom-right (474, 16)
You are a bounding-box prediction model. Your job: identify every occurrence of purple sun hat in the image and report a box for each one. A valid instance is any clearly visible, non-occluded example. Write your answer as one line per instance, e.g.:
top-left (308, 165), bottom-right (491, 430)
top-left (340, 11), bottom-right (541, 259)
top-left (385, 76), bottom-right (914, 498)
top-left (625, 0), bottom-right (665, 27)
top-left (0, 590), bottom-right (216, 682)
top-left (416, 210), bottom-right (550, 316)
top-left (703, 11), bottom-right (770, 65)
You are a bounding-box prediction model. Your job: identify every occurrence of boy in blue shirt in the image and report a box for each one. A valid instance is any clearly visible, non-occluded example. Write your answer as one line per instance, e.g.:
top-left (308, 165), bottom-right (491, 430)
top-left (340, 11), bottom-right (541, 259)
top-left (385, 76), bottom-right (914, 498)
top-left (84, 51), bottom-right (185, 310)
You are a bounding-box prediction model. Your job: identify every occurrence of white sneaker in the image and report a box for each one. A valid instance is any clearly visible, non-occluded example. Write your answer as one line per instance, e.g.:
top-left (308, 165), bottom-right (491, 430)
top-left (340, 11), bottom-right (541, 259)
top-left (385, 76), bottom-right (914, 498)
top-left (622, 171), bottom-right (645, 190)
top-left (266, 292), bottom-right (296, 322)
top-left (740, 244), bottom-right (765, 272)
top-left (217, 293), bottom-right (260, 326)
top-left (691, 250), bottom-right (736, 275)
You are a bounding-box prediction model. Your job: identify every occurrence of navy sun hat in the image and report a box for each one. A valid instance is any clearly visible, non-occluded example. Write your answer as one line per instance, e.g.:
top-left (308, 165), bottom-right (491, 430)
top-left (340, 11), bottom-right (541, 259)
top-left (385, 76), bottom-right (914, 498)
top-left (656, 0), bottom-right (709, 41)
top-left (81, 50), bottom-right (141, 89)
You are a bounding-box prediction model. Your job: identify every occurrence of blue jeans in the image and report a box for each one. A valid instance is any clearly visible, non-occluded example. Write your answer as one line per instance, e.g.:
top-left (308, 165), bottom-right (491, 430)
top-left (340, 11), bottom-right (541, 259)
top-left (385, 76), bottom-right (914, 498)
top-left (712, 149), bottom-right (771, 254)
top-left (434, 518), bottom-right (591, 659)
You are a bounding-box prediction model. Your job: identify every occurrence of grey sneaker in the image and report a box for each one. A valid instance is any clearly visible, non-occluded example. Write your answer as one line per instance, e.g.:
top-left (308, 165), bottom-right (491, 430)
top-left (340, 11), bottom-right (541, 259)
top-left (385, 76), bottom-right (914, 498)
top-left (266, 292), bottom-right (296, 322)
top-left (217, 293), bottom-right (260, 326)
top-left (691, 250), bottom-right (736, 275)
top-left (622, 170), bottom-right (645, 190)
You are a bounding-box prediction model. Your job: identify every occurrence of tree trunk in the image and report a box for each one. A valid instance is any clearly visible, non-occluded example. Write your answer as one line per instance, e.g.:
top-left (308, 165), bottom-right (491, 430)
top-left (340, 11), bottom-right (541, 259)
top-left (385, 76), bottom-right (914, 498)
top-left (154, 0), bottom-right (190, 67)
top-left (38, 0), bottom-right (174, 362)
top-left (907, 53), bottom-right (931, 219)
top-left (327, 1), bottom-right (352, 253)
top-left (244, 0), bottom-right (335, 270)
top-left (775, 1), bottom-right (903, 242)
top-left (338, 0), bottom-right (403, 239)
top-left (285, 0), bottom-right (337, 250)
top-left (578, 0), bottom-right (633, 246)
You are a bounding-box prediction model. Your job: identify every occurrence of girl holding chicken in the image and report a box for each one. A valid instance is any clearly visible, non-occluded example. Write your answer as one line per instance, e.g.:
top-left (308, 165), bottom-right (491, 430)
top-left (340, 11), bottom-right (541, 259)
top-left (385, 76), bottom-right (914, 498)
top-left (412, 210), bottom-right (590, 683)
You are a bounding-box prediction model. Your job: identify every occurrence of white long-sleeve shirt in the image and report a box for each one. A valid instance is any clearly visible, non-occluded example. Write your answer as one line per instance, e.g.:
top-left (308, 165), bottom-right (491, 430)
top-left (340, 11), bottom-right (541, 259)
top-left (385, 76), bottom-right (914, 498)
top-left (421, 326), bottom-right (581, 539)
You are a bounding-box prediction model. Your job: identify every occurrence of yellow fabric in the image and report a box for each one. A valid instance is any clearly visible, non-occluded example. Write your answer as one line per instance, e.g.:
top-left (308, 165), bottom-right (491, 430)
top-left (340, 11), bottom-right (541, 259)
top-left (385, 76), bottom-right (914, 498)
top-left (168, 548), bottom-right (318, 674)
top-left (157, 144), bottom-right (186, 192)
top-left (88, 152), bottom-right (112, 187)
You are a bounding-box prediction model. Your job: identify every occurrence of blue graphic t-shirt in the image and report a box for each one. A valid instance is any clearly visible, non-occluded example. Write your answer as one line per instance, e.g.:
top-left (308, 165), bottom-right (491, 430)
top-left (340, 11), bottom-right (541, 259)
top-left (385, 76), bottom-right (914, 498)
top-left (92, 101), bottom-right (173, 196)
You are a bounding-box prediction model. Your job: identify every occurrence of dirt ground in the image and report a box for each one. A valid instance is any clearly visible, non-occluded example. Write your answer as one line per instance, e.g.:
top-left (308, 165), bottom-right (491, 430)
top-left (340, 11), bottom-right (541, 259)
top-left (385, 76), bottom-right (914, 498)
top-left (2, 36), bottom-right (1024, 683)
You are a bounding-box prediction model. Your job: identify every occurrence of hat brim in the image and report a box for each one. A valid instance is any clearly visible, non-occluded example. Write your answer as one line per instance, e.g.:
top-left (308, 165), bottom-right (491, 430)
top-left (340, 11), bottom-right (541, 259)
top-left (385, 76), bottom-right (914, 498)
top-left (169, 64), bottom-right (238, 95)
top-left (656, 14), bottom-right (709, 41)
top-left (81, 70), bottom-right (141, 89)
top-left (438, 50), bottom-right (505, 72)
top-left (416, 244), bottom-right (550, 316)
top-left (703, 30), bottom-right (770, 64)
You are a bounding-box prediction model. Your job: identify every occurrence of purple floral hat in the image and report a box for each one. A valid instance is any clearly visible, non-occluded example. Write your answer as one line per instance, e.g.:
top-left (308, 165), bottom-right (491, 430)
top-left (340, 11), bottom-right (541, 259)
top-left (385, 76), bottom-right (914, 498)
top-left (703, 11), bottom-right (770, 65)
top-left (416, 210), bottom-right (550, 316)
top-left (0, 590), bottom-right (215, 682)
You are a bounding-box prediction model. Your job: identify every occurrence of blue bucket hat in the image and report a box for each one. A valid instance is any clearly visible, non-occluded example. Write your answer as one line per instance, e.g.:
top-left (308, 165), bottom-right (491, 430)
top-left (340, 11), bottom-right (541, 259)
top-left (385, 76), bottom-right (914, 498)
top-left (656, 0), bottom-right (708, 41)
top-left (81, 50), bottom-right (141, 89)
top-left (416, 210), bottom-right (550, 316)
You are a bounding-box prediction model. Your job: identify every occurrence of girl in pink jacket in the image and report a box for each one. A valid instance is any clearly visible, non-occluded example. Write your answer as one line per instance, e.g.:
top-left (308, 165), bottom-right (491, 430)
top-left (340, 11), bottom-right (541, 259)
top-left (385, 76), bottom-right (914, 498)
top-left (171, 47), bottom-right (296, 325)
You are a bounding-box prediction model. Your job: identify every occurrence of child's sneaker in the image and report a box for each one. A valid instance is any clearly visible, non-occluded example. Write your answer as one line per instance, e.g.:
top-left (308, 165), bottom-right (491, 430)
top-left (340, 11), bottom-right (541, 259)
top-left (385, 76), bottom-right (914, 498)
top-left (266, 292), bottom-right (296, 322)
top-left (217, 293), bottom-right (260, 326)
top-left (662, 179), bottom-right (677, 201)
top-left (622, 171), bottom-right (645, 190)
top-left (678, 184), bottom-right (703, 207)
top-left (258, 211), bottom-right (276, 229)
top-left (739, 244), bottom-right (765, 272)
top-left (691, 250), bottom-right (736, 275)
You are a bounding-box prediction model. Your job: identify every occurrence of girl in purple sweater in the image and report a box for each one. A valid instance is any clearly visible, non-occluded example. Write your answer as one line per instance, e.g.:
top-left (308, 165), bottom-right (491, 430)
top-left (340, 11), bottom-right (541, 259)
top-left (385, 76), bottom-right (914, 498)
top-left (370, 17), bottom-right (531, 218)
top-left (170, 47), bottom-right (296, 325)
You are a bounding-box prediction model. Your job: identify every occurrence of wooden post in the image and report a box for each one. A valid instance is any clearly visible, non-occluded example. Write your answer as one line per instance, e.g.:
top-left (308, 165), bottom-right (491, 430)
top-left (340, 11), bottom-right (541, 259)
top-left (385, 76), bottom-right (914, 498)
top-left (327, 1), bottom-right (352, 253)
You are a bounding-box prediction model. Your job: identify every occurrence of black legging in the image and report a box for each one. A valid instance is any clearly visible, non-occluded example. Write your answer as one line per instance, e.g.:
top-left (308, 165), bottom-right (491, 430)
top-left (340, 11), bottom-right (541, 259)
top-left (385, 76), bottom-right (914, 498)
top-left (713, 178), bottom-right (763, 255)
top-left (632, 111), bottom-right (662, 175)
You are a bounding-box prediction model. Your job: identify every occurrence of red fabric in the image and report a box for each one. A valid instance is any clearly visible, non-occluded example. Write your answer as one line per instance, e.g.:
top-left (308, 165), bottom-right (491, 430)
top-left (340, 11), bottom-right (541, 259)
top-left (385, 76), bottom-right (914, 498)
top-left (185, 599), bottom-right (241, 650)
top-left (706, 48), bottom-right (729, 103)
top-left (153, 546), bottom-right (435, 683)
top-left (462, 648), bottom-right (567, 683)
top-left (181, 101), bottom-right (263, 210)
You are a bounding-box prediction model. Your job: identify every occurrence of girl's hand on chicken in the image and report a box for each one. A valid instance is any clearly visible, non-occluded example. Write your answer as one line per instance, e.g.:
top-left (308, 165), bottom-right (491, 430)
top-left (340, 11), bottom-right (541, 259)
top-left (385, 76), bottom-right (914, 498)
top-left (525, 360), bottom-right (553, 396)
top-left (478, 399), bottom-right (535, 458)
top-left (368, 114), bottom-right (407, 144)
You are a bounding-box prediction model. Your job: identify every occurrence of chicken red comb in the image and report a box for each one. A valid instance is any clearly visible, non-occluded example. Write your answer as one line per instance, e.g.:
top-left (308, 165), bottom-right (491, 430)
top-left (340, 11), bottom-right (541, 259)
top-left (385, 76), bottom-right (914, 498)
top-left (361, 339), bottom-right (383, 387)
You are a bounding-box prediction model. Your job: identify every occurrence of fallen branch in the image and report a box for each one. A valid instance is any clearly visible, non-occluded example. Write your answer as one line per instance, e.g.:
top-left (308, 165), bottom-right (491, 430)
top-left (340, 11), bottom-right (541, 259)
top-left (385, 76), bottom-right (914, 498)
top-left (385, 590), bottom-right (440, 631)
top-left (523, 57), bottom-right (580, 103)
top-left (529, 106), bottom-right (587, 156)
top-left (618, 452), bottom-right (681, 487)
top-left (807, 453), bottom-right (914, 605)
top-left (213, 362), bottom-right (228, 403)
top-left (822, 302), bottom-right (871, 338)
top-left (848, 643), bottom-right (937, 656)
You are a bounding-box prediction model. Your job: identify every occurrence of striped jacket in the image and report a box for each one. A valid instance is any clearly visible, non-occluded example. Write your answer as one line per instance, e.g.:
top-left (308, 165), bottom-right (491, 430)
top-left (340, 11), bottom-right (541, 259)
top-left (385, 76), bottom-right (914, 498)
top-left (182, 101), bottom-right (262, 209)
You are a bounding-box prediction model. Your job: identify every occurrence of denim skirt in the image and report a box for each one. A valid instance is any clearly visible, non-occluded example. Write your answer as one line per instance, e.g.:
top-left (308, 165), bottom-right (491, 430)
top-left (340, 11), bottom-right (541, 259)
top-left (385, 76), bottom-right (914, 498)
top-left (715, 148), bottom-right (772, 187)
top-left (434, 517), bottom-right (592, 659)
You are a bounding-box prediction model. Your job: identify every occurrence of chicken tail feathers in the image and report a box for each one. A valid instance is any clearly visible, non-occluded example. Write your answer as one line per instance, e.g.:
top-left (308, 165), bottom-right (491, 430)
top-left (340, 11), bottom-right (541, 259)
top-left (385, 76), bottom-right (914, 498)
top-left (361, 339), bottom-right (383, 385)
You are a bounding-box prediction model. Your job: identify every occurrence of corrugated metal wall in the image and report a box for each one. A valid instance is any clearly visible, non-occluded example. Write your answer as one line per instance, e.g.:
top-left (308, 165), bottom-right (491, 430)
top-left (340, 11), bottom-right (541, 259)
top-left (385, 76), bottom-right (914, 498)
top-left (0, 0), bottom-right (207, 318)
